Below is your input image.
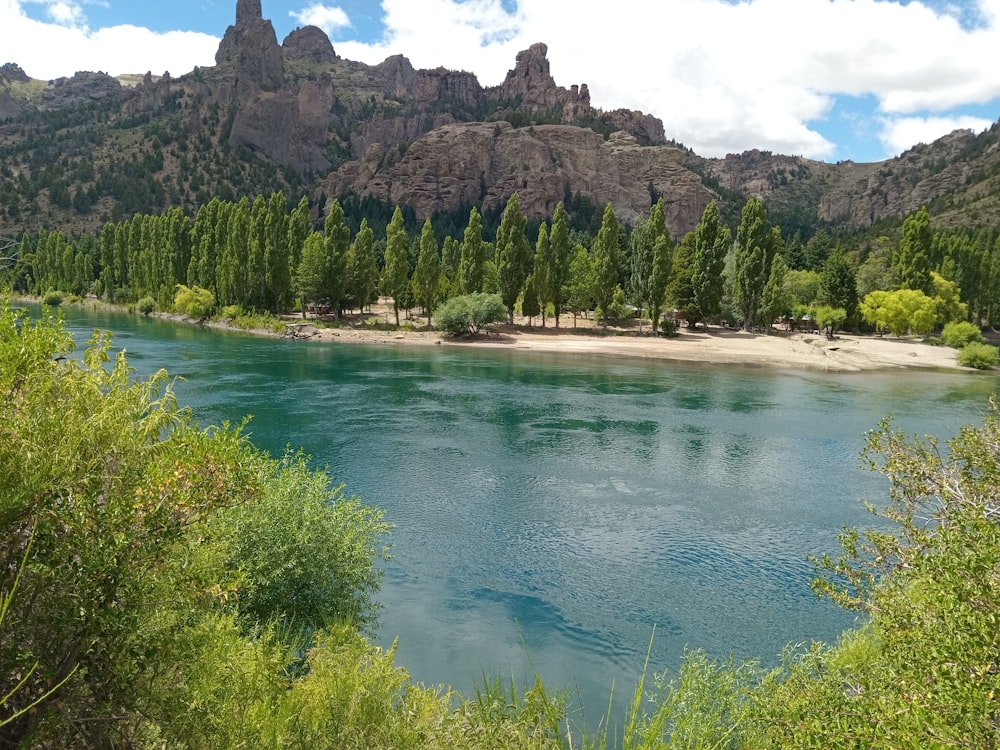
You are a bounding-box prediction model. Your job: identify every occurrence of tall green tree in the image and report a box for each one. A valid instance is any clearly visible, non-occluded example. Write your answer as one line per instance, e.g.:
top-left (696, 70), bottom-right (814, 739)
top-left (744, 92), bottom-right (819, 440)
top-left (287, 196), bottom-right (311, 309)
top-left (895, 206), bottom-right (934, 295)
top-left (351, 218), bottom-right (379, 313)
top-left (458, 206), bottom-right (486, 294)
top-left (324, 199), bottom-right (351, 319)
top-left (549, 201), bottom-right (571, 327)
top-left (495, 193), bottom-right (531, 323)
top-left (411, 219), bottom-right (441, 325)
top-left (760, 253), bottom-right (789, 329)
top-left (566, 244), bottom-right (594, 326)
top-left (732, 197), bottom-right (777, 330)
top-left (592, 203), bottom-right (621, 330)
top-left (381, 206), bottom-right (410, 326)
top-left (296, 231), bottom-right (328, 317)
top-left (264, 191), bottom-right (290, 313)
top-left (532, 222), bottom-right (553, 326)
top-left (818, 247), bottom-right (859, 324)
top-left (690, 200), bottom-right (730, 325)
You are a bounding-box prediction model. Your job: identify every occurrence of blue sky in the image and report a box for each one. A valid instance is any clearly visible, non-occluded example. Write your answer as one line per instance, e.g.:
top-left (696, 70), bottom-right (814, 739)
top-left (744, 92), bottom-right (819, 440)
top-left (2, 0), bottom-right (999, 163)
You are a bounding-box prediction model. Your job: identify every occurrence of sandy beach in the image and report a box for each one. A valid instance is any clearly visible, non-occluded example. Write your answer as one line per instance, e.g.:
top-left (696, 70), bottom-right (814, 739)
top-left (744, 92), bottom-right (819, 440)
top-left (284, 304), bottom-right (981, 373)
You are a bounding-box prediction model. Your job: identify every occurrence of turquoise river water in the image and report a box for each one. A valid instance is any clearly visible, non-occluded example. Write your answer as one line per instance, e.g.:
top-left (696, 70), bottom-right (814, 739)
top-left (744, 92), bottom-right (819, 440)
top-left (44, 304), bottom-right (1000, 725)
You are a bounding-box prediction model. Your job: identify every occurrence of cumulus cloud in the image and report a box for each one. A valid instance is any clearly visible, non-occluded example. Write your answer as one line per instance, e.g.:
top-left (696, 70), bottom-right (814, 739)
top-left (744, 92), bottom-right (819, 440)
top-left (290, 3), bottom-right (351, 35)
top-left (879, 114), bottom-right (995, 154)
top-left (0, 0), bottom-right (218, 79)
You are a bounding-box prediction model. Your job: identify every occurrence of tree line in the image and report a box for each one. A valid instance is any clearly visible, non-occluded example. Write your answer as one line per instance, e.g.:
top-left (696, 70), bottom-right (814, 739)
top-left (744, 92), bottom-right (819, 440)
top-left (5, 191), bottom-right (1000, 335)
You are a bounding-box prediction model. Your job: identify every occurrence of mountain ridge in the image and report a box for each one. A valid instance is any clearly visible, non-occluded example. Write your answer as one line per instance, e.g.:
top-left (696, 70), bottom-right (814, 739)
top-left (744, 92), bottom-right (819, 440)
top-left (1, 0), bottom-right (998, 239)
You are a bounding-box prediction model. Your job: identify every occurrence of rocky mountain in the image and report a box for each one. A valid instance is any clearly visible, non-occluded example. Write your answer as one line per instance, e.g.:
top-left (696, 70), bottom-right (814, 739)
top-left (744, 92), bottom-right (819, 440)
top-left (1, 0), bottom-right (998, 240)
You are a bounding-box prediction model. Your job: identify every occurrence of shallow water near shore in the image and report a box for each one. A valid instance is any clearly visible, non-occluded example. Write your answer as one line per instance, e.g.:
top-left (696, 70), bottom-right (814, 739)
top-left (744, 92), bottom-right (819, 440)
top-left (45, 304), bottom-right (1000, 725)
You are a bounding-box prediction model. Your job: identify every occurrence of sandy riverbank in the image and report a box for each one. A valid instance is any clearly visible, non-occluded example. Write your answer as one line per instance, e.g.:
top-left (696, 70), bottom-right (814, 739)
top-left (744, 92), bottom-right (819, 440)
top-left (301, 322), bottom-right (972, 373)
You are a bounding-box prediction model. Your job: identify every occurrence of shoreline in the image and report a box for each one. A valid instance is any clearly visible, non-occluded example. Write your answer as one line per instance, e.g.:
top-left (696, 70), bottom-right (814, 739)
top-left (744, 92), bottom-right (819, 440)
top-left (8, 295), bottom-right (986, 373)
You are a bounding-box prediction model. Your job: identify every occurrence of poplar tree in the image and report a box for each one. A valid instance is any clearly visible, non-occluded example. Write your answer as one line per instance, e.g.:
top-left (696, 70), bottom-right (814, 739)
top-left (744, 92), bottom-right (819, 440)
top-left (593, 203), bottom-right (620, 330)
top-left (732, 197), bottom-right (775, 330)
top-left (458, 206), bottom-right (486, 294)
top-left (818, 247), bottom-right (859, 323)
top-left (296, 231), bottom-right (327, 317)
top-left (287, 196), bottom-right (311, 307)
top-left (495, 194), bottom-right (531, 323)
top-left (895, 206), bottom-right (934, 295)
top-left (264, 192), bottom-right (290, 313)
top-left (532, 222), bottom-right (553, 326)
top-left (412, 219), bottom-right (441, 325)
top-left (690, 200), bottom-right (730, 324)
top-left (381, 206), bottom-right (410, 326)
top-left (549, 201), bottom-right (570, 326)
top-left (566, 244), bottom-right (594, 326)
top-left (351, 218), bottom-right (378, 313)
top-left (324, 199), bottom-right (351, 319)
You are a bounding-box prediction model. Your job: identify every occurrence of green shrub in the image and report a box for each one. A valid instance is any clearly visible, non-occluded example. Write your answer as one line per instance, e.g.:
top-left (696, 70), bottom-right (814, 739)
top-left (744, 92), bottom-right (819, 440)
top-left (220, 304), bottom-right (242, 320)
top-left (42, 290), bottom-right (63, 306)
top-left (957, 342), bottom-right (999, 369)
top-left (436, 293), bottom-right (506, 335)
top-left (659, 318), bottom-right (678, 337)
top-left (941, 320), bottom-right (984, 348)
top-left (137, 296), bottom-right (155, 315)
top-left (173, 284), bottom-right (215, 320)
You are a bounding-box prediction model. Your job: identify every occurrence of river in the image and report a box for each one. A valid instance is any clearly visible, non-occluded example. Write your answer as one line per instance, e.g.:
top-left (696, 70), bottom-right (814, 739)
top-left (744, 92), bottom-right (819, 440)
top-left (45, 304), bottom-right (1000, 725)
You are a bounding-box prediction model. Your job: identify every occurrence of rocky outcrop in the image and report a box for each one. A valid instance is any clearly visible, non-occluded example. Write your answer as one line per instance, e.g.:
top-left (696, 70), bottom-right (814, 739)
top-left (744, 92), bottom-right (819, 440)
top-left (215, 0), bottom-right (284, 91)
top-left (0, 63), bottom-right (29, 83)
top-left (282, 26), bottom-right (337, 64)
top-left (496, 42), bottom-right (591, 120)
top-left (40, 71), bottom-right (125, 109)
top-left (321, 122), bottom-right (713, 235)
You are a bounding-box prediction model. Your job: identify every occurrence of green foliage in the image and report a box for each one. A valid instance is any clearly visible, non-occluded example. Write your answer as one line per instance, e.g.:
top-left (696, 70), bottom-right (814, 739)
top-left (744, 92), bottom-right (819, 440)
top-left (813, 305), bottom-right (847, 338)
top-left (434, 293), bottom-right (507, 336)
top-left (565, 244), bottom-right (595, 325)
top-left (659, 317), bottom-right (678, 338)
top-left (817, 247), bottom-right (858, 323)
top-left (174, 283), bottom-right (216, 319)
top-left (41, 290), bottom-right (63, 306)
top-left (137, 295), bottom-right (156, 315)
top-left (496, 194), bottom-right (532, 323)
top-left (894, 205), bottom-right (934, 295)
top-left (956, 341), bottom-right (999, 369)
top-left (381, 206), bottom-right (410, 326)
top-left (732, 197), bottom-right (778, 329)
top-left (592, 203), bottom-right (621, 330)
top-left (411, 218), bottom-right (441, 324)
top-left (859, 288), bottom-right (936, 336)
top-left (930, 270), bottom-right (967, 325)
top-left (941, 320), bottom-right (984, 348)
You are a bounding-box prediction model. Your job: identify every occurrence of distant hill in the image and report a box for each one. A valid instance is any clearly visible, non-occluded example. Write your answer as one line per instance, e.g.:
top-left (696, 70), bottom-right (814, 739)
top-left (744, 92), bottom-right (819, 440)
top-left (1, 0), bottom-right (998, 240)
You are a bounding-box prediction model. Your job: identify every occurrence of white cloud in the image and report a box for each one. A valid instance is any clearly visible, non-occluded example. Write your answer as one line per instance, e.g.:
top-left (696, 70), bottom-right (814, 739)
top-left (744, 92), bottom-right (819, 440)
top-left (290, 3), bottom-right (351, 35)
top-left (879, 114), bottom-right (995, 154)
top-left (0, 0), bottom-right (218, 79)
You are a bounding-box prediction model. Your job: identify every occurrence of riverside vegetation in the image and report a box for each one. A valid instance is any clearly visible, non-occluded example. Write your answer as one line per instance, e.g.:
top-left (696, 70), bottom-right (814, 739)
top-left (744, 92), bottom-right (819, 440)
top-left (2, 301), bottom-right (999, 747)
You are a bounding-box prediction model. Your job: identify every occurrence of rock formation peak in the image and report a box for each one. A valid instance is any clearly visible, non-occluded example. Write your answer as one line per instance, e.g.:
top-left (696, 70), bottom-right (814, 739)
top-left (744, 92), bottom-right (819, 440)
top-left (235, 0), bottom-right (263, 24)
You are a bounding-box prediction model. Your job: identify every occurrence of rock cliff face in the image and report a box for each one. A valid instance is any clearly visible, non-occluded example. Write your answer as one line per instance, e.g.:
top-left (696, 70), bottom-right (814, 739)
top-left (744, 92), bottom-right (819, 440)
top-left (215, 0), bottom-right (284, 92)
top-left (41, 71), bottom-right (124, 109)
top-left (322, 122), bottom-right (712, 234)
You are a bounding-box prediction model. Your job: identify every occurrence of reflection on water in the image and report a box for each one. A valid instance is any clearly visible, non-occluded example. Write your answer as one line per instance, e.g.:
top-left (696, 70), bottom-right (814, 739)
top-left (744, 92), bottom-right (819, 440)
top-left (43, 304), bottom-right (1000, 722)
